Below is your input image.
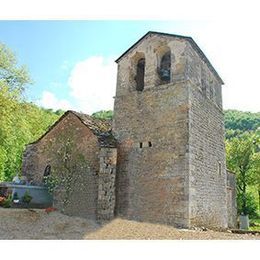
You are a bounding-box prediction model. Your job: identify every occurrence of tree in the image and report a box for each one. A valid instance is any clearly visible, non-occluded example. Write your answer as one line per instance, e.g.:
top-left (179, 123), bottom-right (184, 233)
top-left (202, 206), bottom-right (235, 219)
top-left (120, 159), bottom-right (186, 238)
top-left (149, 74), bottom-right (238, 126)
top-left (0, 42), bottom-right (31, 180)
top-left (0, 42), bottom-right (61, 181)
top-left (224, 110), bottom-right (260, 133)
top-left (226, 132), bottom-right (260, 217)
top-left (249, 132), bottom-right (260, 214)
top-left (92, 110), bottom-right (113, 120)
top-left (0, 43), bottom-right (30, 95)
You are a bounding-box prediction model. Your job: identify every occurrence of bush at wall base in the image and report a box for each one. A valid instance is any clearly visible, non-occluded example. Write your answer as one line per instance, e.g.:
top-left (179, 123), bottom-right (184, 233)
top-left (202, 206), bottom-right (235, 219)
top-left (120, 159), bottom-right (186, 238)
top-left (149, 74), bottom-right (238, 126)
top-left (1, 195), bottom-right (12, 208)
top-left (22, 190), bottom-right (33, 204)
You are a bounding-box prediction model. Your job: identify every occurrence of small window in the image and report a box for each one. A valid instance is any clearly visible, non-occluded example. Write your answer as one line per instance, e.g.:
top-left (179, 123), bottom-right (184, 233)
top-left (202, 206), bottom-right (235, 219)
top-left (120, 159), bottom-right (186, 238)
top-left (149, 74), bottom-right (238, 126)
top-left (148, 141), bottom-right (152, 147)
top-left (139, 142), bottom-right (143, 148)
top-left (135, 58), bottom-right (145, 91)
top-left (218, 162), bottom-right (222, 175)
top-left (158, 51), bottom-right (171, 82)
top-left (44, 165), bottom-right (51, 177)
top-left (210, 85), bottom-right (214, 99)
top-left (201, 79), bottom-right (207, 96)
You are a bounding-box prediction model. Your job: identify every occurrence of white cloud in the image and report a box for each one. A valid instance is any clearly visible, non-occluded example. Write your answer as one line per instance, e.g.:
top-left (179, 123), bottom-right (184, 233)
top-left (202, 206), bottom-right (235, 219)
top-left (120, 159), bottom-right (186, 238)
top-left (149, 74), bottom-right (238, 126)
top-left (68, 56), bottom-right (117, 114)
top-left (38, 91), bottom-right (72, 111)
top-left (198, 20), bottom-right (260, 112)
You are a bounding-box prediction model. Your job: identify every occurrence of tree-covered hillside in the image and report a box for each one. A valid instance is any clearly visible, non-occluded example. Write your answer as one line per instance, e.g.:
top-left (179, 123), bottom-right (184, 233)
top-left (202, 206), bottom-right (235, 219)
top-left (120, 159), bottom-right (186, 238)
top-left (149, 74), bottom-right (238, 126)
top-left (224, 110), bottom-right (260, 139)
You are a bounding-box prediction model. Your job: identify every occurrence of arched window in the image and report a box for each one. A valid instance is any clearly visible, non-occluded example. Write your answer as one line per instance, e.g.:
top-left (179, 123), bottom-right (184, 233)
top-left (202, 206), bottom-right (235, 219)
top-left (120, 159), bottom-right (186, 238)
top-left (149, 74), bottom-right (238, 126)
top-left (44, 165), bottom-right (51, 177)
top-left (135, 58), bottom-right (145, 91)
top-left (158, 51), bottom-right (171, 82)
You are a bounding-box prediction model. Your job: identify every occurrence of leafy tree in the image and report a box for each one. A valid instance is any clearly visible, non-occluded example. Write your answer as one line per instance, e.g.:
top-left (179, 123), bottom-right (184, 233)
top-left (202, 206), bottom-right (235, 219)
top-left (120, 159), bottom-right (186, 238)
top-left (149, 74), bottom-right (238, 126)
top-left (226, 132), bottom-right (260, 217)
top-left (0, 43), bottom-right (31, 94)
top-left (249, 135), bottom-right (260, 213)
top-left (0, 42), bottom-right (31, 180)
top-left (0, 42), bottom-right (61, 181)
top-left (54, 109), bottom-right (65, 116)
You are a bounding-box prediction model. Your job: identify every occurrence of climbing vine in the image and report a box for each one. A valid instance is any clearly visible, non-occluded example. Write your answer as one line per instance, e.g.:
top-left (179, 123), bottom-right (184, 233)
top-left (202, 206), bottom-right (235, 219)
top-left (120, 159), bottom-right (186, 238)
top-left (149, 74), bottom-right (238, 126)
top-left (43, 128), bottom-right (90, 211)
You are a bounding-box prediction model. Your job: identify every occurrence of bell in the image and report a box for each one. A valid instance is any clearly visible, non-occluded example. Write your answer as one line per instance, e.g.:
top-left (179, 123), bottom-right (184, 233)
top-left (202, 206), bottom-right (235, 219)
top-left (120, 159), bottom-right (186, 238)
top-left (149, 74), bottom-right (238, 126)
top-left (160, 69), bottom-right (170, 81)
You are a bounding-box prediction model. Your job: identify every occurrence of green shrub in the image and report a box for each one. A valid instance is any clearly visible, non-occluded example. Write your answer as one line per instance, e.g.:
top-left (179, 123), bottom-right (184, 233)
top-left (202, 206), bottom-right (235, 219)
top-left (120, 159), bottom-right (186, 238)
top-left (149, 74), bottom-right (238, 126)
top-left (2, 195), bottom-right (12, 208)
top-left (249, 218), bottom-right (260, 231)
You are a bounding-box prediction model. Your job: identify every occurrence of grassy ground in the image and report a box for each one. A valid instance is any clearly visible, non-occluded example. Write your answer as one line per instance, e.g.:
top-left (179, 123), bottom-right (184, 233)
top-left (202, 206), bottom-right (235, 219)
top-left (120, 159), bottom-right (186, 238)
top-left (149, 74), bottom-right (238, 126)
top-left (250, 218), bottom-right (260, 231)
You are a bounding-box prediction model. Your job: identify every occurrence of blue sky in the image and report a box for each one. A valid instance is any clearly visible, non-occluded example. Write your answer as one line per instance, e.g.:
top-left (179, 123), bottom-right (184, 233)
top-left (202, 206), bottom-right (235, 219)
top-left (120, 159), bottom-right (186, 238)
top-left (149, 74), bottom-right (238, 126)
top-left (0, 20), bottom-right (259, 113)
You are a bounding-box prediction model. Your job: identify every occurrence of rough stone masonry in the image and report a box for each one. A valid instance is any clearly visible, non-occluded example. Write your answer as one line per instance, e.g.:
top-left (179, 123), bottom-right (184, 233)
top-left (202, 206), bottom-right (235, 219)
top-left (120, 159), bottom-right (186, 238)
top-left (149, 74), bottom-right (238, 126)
top-left (113, 31), bottom-right (235, 228)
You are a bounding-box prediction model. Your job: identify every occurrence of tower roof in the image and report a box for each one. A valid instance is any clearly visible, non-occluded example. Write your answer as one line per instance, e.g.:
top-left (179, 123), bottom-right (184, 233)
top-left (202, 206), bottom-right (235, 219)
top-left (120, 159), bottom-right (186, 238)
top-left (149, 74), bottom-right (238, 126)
top-left (115, 31), bottom-right (224, 84)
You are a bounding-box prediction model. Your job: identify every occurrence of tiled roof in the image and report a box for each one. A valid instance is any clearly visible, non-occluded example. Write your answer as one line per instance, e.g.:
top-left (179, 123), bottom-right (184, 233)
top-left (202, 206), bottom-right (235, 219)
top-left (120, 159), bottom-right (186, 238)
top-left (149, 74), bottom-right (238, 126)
top-left (71, 111), bottom-right (116, 148)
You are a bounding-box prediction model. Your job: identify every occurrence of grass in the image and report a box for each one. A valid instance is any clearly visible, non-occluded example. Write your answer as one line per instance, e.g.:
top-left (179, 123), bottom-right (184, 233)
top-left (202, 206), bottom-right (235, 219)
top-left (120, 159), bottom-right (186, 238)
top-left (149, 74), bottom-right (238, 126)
top-left (249, 218), bottom-right (260, 231)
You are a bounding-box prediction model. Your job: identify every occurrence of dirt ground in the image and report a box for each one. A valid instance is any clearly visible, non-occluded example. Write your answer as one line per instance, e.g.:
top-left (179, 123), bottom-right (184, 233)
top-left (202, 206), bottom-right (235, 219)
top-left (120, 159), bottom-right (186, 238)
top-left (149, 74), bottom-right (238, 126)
top-left (0, 208), bottom-right (259, 240)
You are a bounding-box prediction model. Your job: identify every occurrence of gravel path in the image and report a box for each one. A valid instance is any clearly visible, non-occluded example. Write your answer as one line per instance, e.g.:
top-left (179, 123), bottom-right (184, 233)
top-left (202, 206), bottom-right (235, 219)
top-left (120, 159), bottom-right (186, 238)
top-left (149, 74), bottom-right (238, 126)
top-left (0, 208), bottom-right (259, 240)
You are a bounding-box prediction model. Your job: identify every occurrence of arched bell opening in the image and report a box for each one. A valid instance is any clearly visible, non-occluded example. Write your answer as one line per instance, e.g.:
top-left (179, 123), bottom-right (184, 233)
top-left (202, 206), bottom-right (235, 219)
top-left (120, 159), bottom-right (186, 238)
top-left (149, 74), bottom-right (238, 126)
top-left (158, 51), bottom-right (171, 82)
top-left (135, 58), bottom-right (145, 91)
top-left (156, 46), bottom-right (172, 85)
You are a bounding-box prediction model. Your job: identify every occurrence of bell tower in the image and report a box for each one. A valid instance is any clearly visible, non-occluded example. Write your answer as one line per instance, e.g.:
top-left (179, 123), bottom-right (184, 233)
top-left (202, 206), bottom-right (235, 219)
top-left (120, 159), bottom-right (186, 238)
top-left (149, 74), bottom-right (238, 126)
top-left (113, 31), bottom-right (227, 228)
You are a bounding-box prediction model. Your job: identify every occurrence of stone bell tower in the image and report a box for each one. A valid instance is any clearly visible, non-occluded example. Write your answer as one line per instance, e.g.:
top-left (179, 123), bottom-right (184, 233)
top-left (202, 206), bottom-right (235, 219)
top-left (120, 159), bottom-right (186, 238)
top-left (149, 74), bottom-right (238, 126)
top-left (113, 31), bottom-right (228, 228)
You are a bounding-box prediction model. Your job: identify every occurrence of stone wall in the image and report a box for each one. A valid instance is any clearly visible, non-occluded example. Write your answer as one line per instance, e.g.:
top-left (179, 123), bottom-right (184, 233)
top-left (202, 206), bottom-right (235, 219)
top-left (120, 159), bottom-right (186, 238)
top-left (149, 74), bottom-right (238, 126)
top-left (113, 34), bottom-right (191, 227)
top-left (188, 81), bottom-right (228, 228)
top-left (184, 42), bottom-right (222, 109)
top-left (185, 42), bottom-right (228, 228)
top-left (114, 32), bottom-right (228, 228)
top-left (113, 83), bottom-right (190, 227)
top-left (22, 144), bottom-right (40, 183)
top-left (22, 112), bottom-right (100, 219)
top-left (97, 148), bottom-right (117, 221)
top-left (226, 170), bottom-right (237, 228)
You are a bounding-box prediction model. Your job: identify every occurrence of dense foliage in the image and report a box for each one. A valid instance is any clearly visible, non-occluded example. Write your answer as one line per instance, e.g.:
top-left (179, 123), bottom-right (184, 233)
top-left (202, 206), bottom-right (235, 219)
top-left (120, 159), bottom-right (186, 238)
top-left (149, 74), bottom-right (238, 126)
top-left (226, 131), bottom-right (260, 217)
top-left (0, 42), bottom-right (62, 181)
top-left (225, 110), bottom-right (260, 139)
top-left (92, 110), bottom-right (113, 120)
top-left (225, 110), bottom-right (260, 218)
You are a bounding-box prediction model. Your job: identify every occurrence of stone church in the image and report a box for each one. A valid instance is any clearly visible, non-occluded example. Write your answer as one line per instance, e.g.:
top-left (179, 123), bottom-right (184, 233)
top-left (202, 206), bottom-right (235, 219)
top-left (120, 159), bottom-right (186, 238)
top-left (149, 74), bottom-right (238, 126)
top-left (22, 31), bottom-right (237, 229)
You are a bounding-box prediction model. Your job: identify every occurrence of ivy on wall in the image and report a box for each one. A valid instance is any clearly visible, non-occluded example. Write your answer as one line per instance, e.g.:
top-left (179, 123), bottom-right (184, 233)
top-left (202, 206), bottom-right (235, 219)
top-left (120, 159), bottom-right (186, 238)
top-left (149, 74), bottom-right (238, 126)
top-left (43, 128), bottom-right (91, 211)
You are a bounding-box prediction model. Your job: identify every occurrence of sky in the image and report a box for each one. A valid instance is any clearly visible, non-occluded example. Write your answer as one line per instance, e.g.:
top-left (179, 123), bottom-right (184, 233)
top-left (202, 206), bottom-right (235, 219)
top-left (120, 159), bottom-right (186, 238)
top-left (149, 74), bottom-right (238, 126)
top-left (0, 13), bottom-right (259, 114)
